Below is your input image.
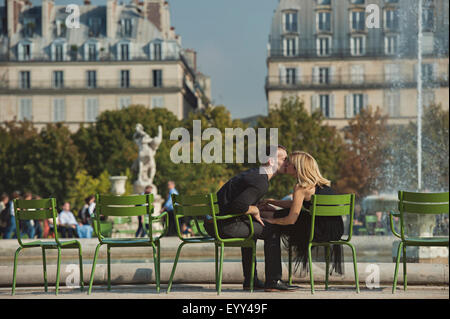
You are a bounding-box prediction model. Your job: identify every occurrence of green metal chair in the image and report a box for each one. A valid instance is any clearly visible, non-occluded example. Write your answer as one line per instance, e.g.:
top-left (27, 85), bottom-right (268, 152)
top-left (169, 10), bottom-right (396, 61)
top-left (287, 194), bottom-right (359, 294)
top-left (87, 194), bottom-right (168, 294)
top-left (11, 198), bottom-right (84, 295)
top-left (364, 215), bottom-right (386, 235)
top-left (112, 216), bottom-right (136, 236)
top-left (166, 193), bottom-right (256, 295)
top-left (389, 191), bottom-right (449, 294)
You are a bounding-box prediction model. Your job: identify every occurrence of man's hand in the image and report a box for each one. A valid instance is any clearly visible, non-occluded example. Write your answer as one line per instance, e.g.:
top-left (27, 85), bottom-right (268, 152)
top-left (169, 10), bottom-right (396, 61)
top-left (246, 206), bottom-right (265, 226)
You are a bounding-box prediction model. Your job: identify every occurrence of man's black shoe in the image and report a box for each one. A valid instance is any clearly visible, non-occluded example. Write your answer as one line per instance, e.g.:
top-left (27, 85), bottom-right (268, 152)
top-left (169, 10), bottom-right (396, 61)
top-left (264, 280), bottom-right (299, 292)
top-left (243, 278), bottom-right (265, 291)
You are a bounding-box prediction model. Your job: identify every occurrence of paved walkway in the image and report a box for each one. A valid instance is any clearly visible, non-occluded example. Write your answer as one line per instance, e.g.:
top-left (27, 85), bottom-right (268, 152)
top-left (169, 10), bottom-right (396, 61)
top-left (1, 284), bottom-right (448, 299)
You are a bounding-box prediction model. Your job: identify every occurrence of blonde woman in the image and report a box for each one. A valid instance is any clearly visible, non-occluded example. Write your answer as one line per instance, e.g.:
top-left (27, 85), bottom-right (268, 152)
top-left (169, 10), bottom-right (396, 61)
top-left (262, 151), bottom-right (344, 276)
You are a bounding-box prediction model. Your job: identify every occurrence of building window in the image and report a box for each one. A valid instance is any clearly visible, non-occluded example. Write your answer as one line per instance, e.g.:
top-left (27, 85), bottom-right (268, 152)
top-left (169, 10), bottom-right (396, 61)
top-left (351, 65), bottom-right (365, 84)
top-left (422, 7), bottom-right (434, 31)
top-left (151, 96), bottom-right (164, 108)
top-left (286, 68), bottom-right (297, 85)
top-left (317, 0), bottom-right (331, 5)
top-left (19, 98), bottom-right (32, 121)
top-left (120, 70), bottom-right (130, 88)
top-left (153, 42), bottom-right (162, 60)
top-left (119, 96), bottom-right (131, 109)
top-left (88, 43), bottom-right (97, 61)
top-left (86, 97), bottom-right (99, 122)
top-left (385, 91), bottom-right (401, 117)
top-left (319, 67), bottom-right (330, 84)
top-left (385, 63), bottom-right (401, 82)
top-left (421, 63), bottom-right (435, 82)
top-left (384, 35), bottom-right (398, 55)
top-left (88, 17), bottom-right (102, 37)
top-left (350, 0), bottom-right (365, 4)
top-left (423, 90), bottom-right (435, 107)
top-left (283, 11), bottom-right (298, 32)
top-left (153, 70), bottom-right (163, 88)
top-left (319, 94), bottom-right (330, 117)
top-left (53, 71), bottom-right (64, 88)
top-left (18, 43), bottom-right (31, 61)
top-left (53, 98), bottom-right (65, 122)
top-left (317, 36), bottom-right (331, 56)
top-left (350, 36), bottom-right (365, 56)
top-left (353, 94), bottom-right (364, 115)
top-left (87, 70), bottom-right (97, 88)
top-left (122, 18), bottom-right (133, 37)
top-left (283, 37), bottom-right (298, 56)
top-left (117, 42), bottom-right (130, 61)
top-left (385, 9), bottom-right (399, 31)
top-left (55, 44), bottom-right (64, 61)
top-left (20, 71), bottom-right (30, 89)
top-left (350, 11), bottom-right (365, 31)
top-left (317, 12), bottom-right (331, 32)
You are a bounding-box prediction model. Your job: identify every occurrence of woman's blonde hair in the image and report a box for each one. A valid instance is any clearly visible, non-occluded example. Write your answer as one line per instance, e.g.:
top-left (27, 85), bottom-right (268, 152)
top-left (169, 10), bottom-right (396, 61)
top-left (289, 151), bottom-right (331, 188)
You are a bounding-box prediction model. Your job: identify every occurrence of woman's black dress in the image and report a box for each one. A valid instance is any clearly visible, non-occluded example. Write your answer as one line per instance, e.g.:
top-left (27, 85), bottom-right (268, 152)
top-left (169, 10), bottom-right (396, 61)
top-left (275, 185), bottom-right (345, 276)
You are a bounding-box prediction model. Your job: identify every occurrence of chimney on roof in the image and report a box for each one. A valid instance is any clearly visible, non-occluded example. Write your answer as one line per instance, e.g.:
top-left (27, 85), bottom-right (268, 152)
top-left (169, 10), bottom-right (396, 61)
top-left (41, 0), bottom-right (54, 39)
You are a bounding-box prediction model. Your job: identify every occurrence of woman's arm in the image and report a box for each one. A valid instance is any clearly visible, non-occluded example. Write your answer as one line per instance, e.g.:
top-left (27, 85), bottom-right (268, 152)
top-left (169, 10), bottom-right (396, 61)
top-left (264, 185), bottom-right (315, 225)
top-left (263, 199), bottom-right (293, 209)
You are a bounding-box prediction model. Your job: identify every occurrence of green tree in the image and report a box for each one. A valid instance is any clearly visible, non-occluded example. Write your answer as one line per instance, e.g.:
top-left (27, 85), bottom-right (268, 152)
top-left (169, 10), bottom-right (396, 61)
top-left (257, 97), bottom-right (345, 198)
top-left (335, 106), bottom-right (389, 199)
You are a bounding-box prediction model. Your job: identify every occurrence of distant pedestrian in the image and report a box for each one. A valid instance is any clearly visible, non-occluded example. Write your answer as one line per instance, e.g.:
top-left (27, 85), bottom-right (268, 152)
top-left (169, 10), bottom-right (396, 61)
top-left (136, 186), bottom-right (152, 237)
top-left (160, 181), bottom-right (180, 236)
top-left (4, 191), bottom-right (21, 239)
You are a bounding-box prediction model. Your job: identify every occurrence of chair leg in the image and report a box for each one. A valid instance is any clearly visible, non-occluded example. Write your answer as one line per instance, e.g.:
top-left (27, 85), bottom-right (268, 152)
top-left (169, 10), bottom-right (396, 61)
top-left (107, 245), bottom-right (111, 291)
top-left (392, 241), bottom-right (403, 294)
top-left (308, 243), bottom-right (314, 294)
top-left (250, 242), bottom-right (256, 293)
top-left (157, 240), bottom-right (161, 293)
top-left (42, 247), bottom-right (48, 293)
top-left (288, 243), bottom-right (292, 286)
top-left (152, 242), bottom-right (160, 293)
top-left (77, 242), bottom-right (84, 291)
top-left (88, 243), bottom-right (102, 295)
top-left (11, 247), bottom-right (23, 296)
top-left (325, 245), bottom-right (330, 291)
top-left (217, 243), bottom-right (225, 295)
top-left (166, 242), bottom-right (186, 293)
top-left (347, 243), bottom-right (360, 293)
top-left (55, 246), bottom-right (62, 295)
top-left (402, 243), bottom-right (407, 291)
top-left (215, 244), bottom-right (219, 293)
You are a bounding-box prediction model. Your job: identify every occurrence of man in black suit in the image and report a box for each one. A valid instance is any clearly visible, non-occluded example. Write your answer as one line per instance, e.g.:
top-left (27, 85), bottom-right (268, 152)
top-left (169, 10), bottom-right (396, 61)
top-left (205, 145), bottom-right (298, 291)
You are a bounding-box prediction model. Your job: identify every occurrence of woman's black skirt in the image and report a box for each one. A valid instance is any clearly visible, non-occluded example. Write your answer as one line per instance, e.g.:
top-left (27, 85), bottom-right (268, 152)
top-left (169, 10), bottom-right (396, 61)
top-left (275, 208), bottom-right (345, 277)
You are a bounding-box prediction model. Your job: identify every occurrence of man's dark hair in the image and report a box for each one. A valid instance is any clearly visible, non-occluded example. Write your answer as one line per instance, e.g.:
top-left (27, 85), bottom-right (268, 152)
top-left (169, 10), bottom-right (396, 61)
top-left (265, 144), bottom-right (287, 156)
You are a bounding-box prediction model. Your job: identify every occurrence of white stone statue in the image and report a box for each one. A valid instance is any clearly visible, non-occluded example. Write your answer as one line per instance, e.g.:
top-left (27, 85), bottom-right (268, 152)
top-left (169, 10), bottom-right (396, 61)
top-left (132, 123), bottom-right (162, 195)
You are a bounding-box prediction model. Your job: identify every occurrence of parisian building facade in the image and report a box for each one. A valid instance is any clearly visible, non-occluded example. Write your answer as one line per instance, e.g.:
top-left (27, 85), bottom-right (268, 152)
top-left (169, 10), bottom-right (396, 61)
top-left (266, 0), bottom-right (449, 129)
top-left (0, 0), bottom-right (211, 131)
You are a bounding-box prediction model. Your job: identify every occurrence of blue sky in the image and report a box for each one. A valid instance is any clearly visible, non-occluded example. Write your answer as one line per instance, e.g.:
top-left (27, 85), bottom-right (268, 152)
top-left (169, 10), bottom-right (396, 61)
top-left (31, 0), bottom-right (279, 119)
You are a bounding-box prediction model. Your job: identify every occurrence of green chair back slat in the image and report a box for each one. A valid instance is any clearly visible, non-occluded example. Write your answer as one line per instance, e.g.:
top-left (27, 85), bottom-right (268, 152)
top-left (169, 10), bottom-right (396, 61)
top-left (313, 194), bottom-right (353, 205)
top-left (313, 204), bottom-right (351, 216)
top-left (15, 199), bottom-right (54, 209)
top-left (175, 194), bottom-right (214, 205)
top-left (99, 194), bottom-right (151, 206)
top-left (365, 215), bottom-right (378, 223)
top-left (99, 205), bottom-right (149, 217)
top-left (16, 209), bottom-right (53, 220)
top-left (400, 202), bottom-right (449, 215)
top-left (400, 191), bottom-right (449, 203)
top-left (174, 204), bottom-right (219, 216)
